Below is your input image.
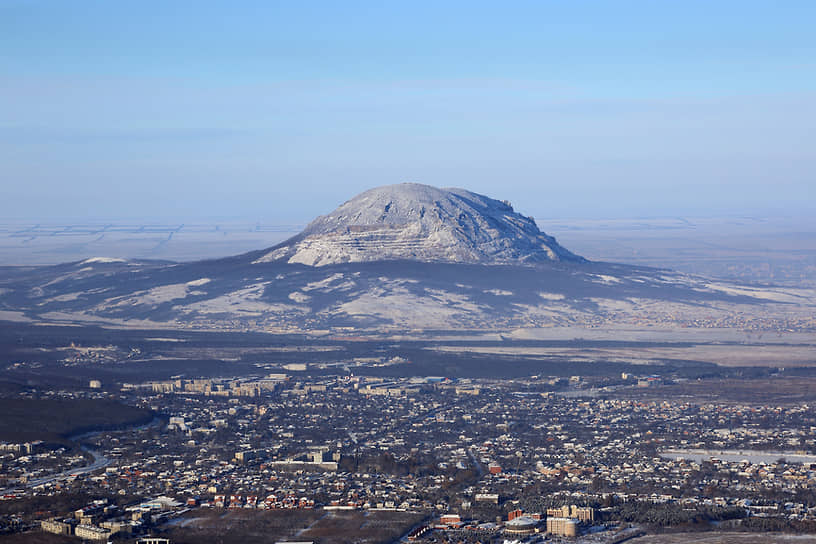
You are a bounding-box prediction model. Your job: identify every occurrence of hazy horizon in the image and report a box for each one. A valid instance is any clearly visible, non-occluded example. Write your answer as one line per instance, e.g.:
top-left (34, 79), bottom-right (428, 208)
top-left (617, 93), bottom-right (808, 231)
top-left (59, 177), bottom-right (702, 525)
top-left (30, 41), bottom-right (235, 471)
top-left (2, 214), bottom-right (814, 290)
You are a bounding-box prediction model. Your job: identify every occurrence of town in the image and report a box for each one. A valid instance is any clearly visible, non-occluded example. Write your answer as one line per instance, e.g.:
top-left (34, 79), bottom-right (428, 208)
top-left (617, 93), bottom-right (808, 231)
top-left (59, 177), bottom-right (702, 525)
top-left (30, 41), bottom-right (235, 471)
top-left (3, 369), bottom-right (816, 543)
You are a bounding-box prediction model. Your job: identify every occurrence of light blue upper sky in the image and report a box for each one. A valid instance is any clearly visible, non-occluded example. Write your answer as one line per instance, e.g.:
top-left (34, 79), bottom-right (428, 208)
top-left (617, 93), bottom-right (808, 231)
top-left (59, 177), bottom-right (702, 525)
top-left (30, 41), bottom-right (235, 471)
top-left (2, 0), bottom-right (814, 222)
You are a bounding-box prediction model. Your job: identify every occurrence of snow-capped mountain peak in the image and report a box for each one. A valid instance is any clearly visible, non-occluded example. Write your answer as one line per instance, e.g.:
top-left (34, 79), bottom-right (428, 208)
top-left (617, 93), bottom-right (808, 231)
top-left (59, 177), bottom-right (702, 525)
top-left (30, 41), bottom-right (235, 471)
top-left (255, 183), bottom-right (583, 266)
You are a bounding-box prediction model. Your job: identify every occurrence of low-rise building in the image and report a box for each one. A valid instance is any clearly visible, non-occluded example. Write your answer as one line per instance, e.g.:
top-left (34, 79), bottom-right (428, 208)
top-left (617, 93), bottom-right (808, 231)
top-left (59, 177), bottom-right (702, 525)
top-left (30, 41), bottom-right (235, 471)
top-left (40, 519), bottom-right (73, 535)
top-left (75, 524), bottom-right (111, 541)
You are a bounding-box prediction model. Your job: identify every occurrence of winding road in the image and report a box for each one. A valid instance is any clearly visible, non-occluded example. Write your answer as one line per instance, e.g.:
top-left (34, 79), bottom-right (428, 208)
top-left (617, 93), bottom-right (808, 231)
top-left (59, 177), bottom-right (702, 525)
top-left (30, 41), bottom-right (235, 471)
top-left (3, 416), bottom-right (162, 492)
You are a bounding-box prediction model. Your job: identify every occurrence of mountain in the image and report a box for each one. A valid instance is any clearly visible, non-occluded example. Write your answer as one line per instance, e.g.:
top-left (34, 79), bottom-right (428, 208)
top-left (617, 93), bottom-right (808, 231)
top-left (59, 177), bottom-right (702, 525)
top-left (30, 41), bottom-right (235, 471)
top-left (252, 183), bottom-right (583, 266)
top-left (0, 184), bottom-right (814, 335)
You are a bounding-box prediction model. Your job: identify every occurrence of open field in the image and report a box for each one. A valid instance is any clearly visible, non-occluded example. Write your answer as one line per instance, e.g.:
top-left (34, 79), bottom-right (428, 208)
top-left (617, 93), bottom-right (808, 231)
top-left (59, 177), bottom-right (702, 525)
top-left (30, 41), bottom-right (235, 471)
top-left (164, 509), bottom-right (424, 544)
top-left (2, 320), bottom-right (816, 394)
top-left (543, 215), bottom-right (816, 288)
top-left (0, 221), bottom-right (298, 265)
top-left (432, 342), bottom-right (816, 368)
top-left (630, 532), bottom-right (816, 544)
top-left (164, 509), bottom-right (324, 544)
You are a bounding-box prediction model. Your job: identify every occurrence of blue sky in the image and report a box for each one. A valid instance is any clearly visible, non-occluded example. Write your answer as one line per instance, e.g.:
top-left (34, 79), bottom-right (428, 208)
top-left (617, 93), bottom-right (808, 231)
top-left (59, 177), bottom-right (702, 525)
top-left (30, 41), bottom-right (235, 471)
top-left (2, 1), bottom-right (814, 221)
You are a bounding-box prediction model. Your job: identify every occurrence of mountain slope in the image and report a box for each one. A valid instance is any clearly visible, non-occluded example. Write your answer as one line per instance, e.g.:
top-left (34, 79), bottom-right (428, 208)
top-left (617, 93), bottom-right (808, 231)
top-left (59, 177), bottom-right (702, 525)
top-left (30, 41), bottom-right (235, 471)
top-left (253, 183), bottom-right (583, 266)
top-left (1, 254), bottom-right (814, 334)
top-left (0, 184), bottom-right (814, 335)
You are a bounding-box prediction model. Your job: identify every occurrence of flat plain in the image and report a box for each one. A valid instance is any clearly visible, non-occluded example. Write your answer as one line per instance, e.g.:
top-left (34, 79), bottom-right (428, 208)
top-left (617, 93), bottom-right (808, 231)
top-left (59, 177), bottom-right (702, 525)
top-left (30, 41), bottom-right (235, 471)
top-left (2, 216), bottom-right (814, 289)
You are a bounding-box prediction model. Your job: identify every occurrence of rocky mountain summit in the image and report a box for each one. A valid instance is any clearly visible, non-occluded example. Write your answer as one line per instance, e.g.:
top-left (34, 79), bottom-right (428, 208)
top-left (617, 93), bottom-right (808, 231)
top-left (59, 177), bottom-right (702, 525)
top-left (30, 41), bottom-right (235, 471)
top-left (254, 183), bottom-right (584, 266)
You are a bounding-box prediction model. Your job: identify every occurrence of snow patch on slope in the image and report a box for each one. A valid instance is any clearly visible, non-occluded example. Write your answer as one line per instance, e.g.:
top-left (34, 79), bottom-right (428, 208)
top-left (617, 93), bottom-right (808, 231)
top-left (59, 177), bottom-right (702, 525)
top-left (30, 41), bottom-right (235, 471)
top-left (332, 280), bottom-right (487, 327)
top-left (288, 291), bottom-right (311, 303)
top-left (177, 283), bottom-right (306, 316)
top-left (702, 282), bottom-right (815, 304)
top-left (81, 257), bottom-right (127, 265)
top-left (254, 183), bottom-right (583, 266)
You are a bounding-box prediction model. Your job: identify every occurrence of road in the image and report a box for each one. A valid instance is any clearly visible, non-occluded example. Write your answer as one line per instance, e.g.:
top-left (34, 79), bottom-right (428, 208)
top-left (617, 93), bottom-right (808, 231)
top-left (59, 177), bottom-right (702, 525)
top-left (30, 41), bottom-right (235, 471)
top-left (3, 416), bottom-right (162, 493)
top-left (21, 445), bottom-right (109, 489)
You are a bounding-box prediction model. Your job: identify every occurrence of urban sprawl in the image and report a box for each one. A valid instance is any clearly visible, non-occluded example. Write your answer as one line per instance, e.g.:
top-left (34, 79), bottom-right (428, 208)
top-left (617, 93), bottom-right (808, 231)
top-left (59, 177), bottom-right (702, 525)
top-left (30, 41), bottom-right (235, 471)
top-left (3, 371), bottom-right (816, 543)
